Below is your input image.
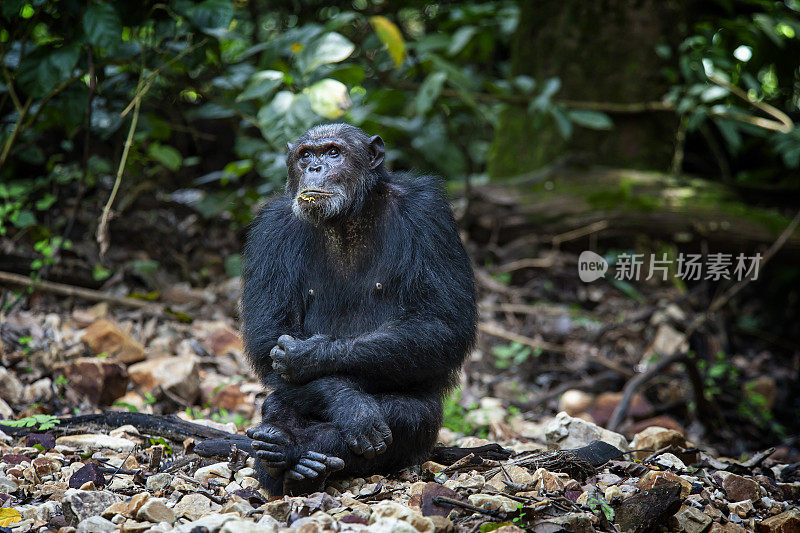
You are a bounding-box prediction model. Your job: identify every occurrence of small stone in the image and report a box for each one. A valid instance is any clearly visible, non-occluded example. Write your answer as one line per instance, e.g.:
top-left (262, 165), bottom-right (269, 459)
top-left (710, 522), bottom-right (748, 533)
top-left (486, 465), bottom-right (532, 491)
top-left (194, 462), bottom-right (233, 484)
top-left (722, 473), bottom-right (761, 503)
top-left (68, 463), bottom-right (106, 489)
top-left (370, 517), bottom-right (422, 533)
top-left (173, 493), bottom-right (219, 521)
top-left (759, 508), bottom-right (800, 533)
top-left (263, 498), bottom-right (290, 522)
top-left (205, 325), bottom-right (244, 356)
top-left (102, 492), bottom-right (150, 519)
top-left (53, 358), bottom-right (129, 405)
top-left (33, 456), bottom-right (60, 476)
top-left (531, 513), bottom-right (594, 533)
top-left (467, 494), bottom-right (519, 513)
top-left (128, 355), bottom-right (200, 403)
top-left (369, 501), bottom-right (434, 533)
top-left (62, 489), bottom-right (121, 525)
top-left (145, 473), bottom-right (172, 492)
top-left (56, 434), bottom-right (136, 454)
top-left (0, 367), bottom-right (24, 403)
top-left (558, 389), bottom-right (594, 416)
top-left (136, 498), bottom-right (175, 524)
top-left (119, 520), bottom-right (153, 533)
top-left (25, 433), bottom-right (56, 450)
top-left (255, 514), bottom-right (281, 532)
top-left (76, 515), bottom-right (116, 533)
top-left (654, 452), bottom-right (686, 470)
top-left (604, 485), bottom-right (623, 501)
top-left (82, 318), bottom-right (146, 364)
top-left (220, 519), bottom-right (266, 533)
top-left (531, 468), bottom-right (571, 492)
top-left (172, 514), bottom-right (235, 533)
top-left (630, 426), bottom-right (690, 461)
top-left (729, 499), bottom-right (755, 518)
top-left (675, 506), bottom-right (712, 533)
top-left (421, 461), bottom-right (447, 474)
top-left (637, 470), bottom-right (692, 497)
top-left (545, 411), bottom-right (629, 451)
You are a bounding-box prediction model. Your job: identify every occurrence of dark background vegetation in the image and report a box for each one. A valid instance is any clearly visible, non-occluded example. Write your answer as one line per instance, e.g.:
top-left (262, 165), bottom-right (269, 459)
top-left (1, 0), bottom-right (799, 455)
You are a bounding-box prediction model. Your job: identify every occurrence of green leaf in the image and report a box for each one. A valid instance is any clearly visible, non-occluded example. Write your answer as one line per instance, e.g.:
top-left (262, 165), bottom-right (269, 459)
top-left (304, 78), bottom-right (351, 119)
top-left (551, 106), bottom-right (573, 139)
top-left (415, 71), bottom-right (447, 115)
top-left (236, 70), bottom-right (284, 102)
top-left (369, 16), bottom-right (405, 67)
top-left (148, 143), bottom-right (182, 171)
top-left (187, 0), bottom-right (234, 32)
top-left (568, 109), bottom-right (614, 130)
top-left (299, 32), bottom-right (354, 74)
top-left (35, 193), bottom-right (56, 211)
top-left (11, 209), bottom-right (36, 228)
top-left (83, 3), bottom-right (122, 53)
top-left (447, 26), bottom-right (476, 56)
top-left (17, 44), bottom-right (80, 98)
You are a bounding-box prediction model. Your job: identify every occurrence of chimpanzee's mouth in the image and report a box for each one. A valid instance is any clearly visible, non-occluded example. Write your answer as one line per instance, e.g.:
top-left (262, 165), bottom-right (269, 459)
top-left (298, 189), bottom-right (336, 203)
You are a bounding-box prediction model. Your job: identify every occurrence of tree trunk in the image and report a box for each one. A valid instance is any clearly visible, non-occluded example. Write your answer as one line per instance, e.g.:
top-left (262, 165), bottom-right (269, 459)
top-left (488, 1), bottom-right (694, 177)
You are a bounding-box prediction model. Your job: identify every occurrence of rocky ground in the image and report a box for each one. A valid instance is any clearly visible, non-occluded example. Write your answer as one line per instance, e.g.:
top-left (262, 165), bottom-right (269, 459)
top-left (0, 292), bottom-right (798, 533)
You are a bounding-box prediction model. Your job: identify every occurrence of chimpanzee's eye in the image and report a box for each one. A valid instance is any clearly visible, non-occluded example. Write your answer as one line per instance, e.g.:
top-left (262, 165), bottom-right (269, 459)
top-left (300, 150), bottom-right (311, 159)
top-left (328, 147), bottom-right (340, 157)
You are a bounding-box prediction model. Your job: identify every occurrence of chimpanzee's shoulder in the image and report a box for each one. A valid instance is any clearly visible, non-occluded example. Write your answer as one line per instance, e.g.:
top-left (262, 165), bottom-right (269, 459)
top-left (388, 173), bottom-right (451, 214)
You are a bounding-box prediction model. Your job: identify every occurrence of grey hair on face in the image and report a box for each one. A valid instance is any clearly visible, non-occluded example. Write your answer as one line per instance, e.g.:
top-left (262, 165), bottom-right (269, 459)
top-left (291, 182), bottom-right (349, 223)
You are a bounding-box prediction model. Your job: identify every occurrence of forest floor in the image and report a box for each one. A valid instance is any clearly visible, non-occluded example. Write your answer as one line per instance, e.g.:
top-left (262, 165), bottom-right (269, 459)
top-left (0, 195), bottom-right (798, 532)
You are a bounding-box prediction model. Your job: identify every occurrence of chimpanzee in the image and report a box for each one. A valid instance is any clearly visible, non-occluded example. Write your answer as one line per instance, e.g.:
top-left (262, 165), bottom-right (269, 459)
top-left (241, 123), bottom-right (476, 495)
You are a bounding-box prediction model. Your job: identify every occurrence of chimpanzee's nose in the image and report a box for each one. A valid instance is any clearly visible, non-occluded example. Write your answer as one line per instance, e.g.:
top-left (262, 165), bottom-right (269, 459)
top-left (309, 164), bottom-right (322, 172)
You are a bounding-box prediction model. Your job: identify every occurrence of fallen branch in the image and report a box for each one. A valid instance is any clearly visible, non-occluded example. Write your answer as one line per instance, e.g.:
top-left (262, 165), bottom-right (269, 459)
top-left (478, 321), bottom-right (566, 353)
top-left (0, 270), bottom-right (163, 313)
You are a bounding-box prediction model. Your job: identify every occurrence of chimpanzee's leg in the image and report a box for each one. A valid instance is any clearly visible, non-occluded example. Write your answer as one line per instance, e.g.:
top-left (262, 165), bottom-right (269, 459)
top-left (250, 393), bottom-right (442, 495)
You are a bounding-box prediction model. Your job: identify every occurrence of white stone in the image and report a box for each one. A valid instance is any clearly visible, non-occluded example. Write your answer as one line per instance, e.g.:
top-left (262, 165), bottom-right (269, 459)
top-left (544, 411), bottom-right (629, 451)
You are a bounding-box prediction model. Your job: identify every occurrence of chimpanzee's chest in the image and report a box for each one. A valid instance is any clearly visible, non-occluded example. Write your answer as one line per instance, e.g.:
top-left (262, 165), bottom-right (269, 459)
top-left (298, 272), bottom-right (400, 337)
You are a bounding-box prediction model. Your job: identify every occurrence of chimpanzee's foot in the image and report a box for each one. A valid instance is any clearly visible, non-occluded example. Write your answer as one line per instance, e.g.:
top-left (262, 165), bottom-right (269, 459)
top-left (283, 451), bottom-right (344, 495)
top-left (247, 425), bottom-right (293, 478)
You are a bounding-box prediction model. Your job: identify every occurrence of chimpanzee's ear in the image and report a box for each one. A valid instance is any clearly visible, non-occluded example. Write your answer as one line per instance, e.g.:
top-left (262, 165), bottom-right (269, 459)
top-left (368, 135), bottom-right (385, 170)
top-left (286, 142), bottom-right (293, 153)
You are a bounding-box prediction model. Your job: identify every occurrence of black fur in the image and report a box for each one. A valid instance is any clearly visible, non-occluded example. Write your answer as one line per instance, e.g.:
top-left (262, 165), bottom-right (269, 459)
top-left (241, 124), bottom-right (476, 495)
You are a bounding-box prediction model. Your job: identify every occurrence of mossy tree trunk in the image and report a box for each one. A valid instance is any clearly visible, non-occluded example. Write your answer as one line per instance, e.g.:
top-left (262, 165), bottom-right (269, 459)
top-left (488, 1), bottom-right (695, 177)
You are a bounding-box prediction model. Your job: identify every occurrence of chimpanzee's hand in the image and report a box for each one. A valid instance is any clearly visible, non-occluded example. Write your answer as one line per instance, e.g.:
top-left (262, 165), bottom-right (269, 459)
top-left (270, 334), bottom-right (325, 385)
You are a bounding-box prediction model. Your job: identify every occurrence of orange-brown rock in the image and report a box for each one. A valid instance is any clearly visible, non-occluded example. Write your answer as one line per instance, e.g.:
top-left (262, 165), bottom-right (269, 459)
top-left (83, 319), bottom-right (145, 364)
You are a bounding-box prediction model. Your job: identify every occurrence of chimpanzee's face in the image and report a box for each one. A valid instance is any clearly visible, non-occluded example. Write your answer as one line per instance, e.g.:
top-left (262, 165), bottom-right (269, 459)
top-left (286, 124), bottom-right (385, 224)
top-left (289, 138), bottom-right (351, 222)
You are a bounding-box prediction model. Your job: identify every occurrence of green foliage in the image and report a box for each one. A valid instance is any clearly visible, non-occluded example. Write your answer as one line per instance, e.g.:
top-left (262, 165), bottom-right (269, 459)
top-left (442, 388), bottom-right (484, 435)
top-left (586, 494), bottom-right (615, 522)
top-left (491, 341), bottom-right (537, 369)
top-left (0, 414), bottom-right (60, 431)
top-left (1, 0), bottom-right (798, 284)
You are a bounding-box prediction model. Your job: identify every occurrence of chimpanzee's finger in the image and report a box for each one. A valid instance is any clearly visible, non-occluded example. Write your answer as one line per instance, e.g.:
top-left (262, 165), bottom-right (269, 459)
top-left (285, 469), bottom-right (305, 480)
top-left (376, 421), bottom-right (393, 445)
top-left (345, 434), bottom-right (361, 455)
top-left (324, 455), bottom-right (345, 471)
top-left (277, 335), bottom-right (295, 349)
top-left (247, 427), bottom-right (288, 444)
top-left (290, 463), bottom-right (319, 478)
top-left (357, 435), bottom-right (375, 459)
top-left (297, 457), bottom-right (327, 472)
